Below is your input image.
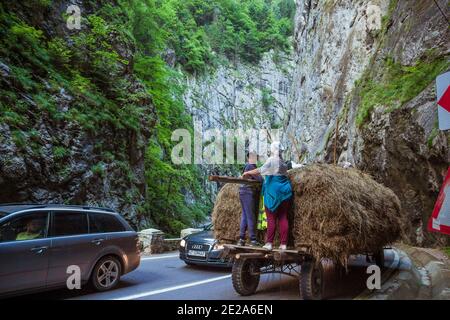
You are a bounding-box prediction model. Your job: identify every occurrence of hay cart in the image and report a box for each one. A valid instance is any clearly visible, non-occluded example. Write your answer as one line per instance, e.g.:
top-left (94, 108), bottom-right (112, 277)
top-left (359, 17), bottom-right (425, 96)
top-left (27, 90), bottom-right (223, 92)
top-left (209, 175), bottom-right (385, 300)
top-left (221, 244), bottom-right (385, 300)
top-left (223, 243), bottom-right (326, 299)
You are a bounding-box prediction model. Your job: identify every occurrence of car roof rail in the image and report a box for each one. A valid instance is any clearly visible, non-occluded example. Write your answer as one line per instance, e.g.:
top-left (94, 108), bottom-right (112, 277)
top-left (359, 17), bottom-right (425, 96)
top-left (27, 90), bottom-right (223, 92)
top-left (47, 204), bottom-right (116, 212)
top-left (80, 206), bottom-right (116, 213)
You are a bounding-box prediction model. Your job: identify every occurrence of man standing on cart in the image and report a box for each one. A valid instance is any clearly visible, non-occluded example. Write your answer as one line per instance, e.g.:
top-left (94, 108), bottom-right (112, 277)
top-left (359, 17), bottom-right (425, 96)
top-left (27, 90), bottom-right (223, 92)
top-left (237, 150), bottom-right (263, 246)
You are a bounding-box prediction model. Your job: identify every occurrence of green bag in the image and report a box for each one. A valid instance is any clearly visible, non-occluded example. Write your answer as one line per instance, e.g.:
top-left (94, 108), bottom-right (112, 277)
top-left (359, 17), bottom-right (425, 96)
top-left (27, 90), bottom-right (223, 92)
top-left (257, 195), bottom-right (267, 231)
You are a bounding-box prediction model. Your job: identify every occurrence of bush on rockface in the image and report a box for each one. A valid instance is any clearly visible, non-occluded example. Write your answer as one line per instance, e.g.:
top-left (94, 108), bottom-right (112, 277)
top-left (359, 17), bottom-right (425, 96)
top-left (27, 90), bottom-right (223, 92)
top-left (0, 1), bottom-right (211, 235)
top-left (356, 54), bottom-right (450, 127)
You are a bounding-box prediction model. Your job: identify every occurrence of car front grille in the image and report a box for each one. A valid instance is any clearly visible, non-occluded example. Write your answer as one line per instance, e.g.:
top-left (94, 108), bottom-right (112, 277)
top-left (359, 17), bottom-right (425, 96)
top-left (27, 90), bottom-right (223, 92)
top-left (186, 242), bottom-right (211, 260)
top-left (187, 242), bottom-right (210, 251)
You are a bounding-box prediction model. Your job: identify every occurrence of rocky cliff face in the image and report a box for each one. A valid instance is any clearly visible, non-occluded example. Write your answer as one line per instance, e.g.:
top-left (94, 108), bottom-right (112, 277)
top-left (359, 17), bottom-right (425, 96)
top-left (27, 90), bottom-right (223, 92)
top-left (1, 1), bottom-right (448, 243)
top-left (184, 51), bottom-right (294, 130)
top-left (183, 51), bottom-right (294, 198)
top-left (283, 0), bottom-right (450, 246)
top-left (0, 1), bottom-right (156, 225)
top-left (186, 1), bottom-right (449, 246)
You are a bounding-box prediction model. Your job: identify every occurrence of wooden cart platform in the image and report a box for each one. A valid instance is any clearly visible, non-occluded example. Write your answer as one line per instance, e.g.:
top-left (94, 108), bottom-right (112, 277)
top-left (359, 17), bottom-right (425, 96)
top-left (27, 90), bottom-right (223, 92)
top-left (222, 244), bottom-right (311, 262)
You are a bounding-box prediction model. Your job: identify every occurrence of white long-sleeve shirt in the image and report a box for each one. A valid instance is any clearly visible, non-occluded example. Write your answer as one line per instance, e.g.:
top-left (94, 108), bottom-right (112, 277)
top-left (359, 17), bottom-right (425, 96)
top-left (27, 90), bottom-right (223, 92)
top-left (258, 156), bottom-right (288, 176)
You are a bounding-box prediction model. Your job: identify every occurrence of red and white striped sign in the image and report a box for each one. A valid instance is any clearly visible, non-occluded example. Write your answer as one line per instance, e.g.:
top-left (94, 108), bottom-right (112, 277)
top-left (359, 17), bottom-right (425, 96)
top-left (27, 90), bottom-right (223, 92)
top-left (438, 85), bottom-right (450, 113)
top-left (437, 72), bottom-right (450, 130)
top-left (428, 168), bottom-right (450, 235)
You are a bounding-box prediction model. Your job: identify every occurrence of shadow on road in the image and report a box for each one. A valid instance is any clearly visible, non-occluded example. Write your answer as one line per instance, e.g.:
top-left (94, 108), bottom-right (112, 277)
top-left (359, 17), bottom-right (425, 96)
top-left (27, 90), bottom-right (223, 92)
top-left (10, 250), bottom-right (396, 300)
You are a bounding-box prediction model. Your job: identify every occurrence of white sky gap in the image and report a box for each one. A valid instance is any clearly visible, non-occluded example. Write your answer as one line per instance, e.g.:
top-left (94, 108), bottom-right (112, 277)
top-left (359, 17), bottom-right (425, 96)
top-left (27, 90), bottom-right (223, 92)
top-left (113, 275), bottom-right (231, 300)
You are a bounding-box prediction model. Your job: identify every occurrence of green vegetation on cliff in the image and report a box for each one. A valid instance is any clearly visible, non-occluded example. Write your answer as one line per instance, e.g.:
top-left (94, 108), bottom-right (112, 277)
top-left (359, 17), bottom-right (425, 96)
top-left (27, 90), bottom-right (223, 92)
top-left (354, 0), bottom-right (449, 127)
top-left (355, 54), bottom-right (450, 127)
top-left (0, 0), bottom-right (294, 235)
top-left (130, 0), bottom-right (295, 73)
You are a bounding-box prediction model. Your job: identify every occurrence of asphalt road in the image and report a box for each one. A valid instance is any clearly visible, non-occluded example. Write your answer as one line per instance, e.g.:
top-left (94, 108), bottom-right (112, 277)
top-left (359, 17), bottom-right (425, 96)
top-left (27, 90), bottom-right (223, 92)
top-left (20, 249), bottom-right (400, 300)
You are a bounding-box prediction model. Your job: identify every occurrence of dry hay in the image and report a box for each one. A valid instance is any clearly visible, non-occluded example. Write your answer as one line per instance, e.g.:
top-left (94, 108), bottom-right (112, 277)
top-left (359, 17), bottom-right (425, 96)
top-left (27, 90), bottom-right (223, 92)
top-left (289, 165), bottom-right (401, 264)
top-left (211, 183), bottom-right (242, 243)
top-left (212, 164), bottom-right (402, 265)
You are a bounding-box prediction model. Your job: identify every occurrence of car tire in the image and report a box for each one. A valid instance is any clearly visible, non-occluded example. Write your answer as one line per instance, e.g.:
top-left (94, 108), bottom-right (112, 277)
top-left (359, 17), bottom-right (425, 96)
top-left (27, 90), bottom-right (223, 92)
top-left (91, 256), bottom-right (122, 292)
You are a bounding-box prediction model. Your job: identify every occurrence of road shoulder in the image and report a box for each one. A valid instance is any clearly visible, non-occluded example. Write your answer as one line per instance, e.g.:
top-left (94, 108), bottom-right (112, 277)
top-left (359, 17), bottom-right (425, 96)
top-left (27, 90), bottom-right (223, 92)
top-left (356, 245), bottom-right (450, 300)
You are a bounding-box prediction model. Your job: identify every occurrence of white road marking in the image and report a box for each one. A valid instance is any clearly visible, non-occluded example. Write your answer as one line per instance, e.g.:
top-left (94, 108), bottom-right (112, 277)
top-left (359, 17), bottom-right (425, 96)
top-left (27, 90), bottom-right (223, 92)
top-left (112, 275), bottom-right (232, 300)
top-left (141, 254), bottom-right (179, 261)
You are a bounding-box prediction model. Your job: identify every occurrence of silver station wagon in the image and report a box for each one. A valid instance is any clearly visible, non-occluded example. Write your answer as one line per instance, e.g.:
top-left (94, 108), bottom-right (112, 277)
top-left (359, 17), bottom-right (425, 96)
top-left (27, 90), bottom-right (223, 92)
top-left (0, 204), bottom-right (140, 297)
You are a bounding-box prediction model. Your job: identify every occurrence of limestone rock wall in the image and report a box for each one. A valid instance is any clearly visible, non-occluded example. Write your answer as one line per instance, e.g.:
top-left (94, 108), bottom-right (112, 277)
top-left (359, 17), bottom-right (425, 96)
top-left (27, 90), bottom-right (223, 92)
top-left (284, 0), bottom-right (450, 246)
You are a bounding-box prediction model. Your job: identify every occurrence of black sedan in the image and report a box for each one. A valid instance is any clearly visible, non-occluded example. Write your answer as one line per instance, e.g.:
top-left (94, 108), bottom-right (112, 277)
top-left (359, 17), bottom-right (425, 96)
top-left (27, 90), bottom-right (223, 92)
top-left (179, 225), bottom-right (232, 267)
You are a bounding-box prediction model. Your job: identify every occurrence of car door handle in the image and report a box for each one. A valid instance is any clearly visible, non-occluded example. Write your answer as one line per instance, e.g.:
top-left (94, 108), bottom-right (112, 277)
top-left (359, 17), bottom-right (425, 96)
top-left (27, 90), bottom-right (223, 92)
top-left (91, 238), bottom-right (105, 245)
top-left (30, 246), bottom-right (48, 254)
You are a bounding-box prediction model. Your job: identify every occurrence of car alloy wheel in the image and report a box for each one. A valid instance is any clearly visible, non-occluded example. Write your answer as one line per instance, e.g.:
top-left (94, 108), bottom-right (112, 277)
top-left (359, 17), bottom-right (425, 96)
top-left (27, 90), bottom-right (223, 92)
top-left (92, 256), bottom-right (121, 291)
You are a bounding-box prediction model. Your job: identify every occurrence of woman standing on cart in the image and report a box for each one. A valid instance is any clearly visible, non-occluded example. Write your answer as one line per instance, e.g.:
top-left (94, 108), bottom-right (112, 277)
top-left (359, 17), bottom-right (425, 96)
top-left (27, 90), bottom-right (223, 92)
top-left (243, 141), bottom-right (293, 250)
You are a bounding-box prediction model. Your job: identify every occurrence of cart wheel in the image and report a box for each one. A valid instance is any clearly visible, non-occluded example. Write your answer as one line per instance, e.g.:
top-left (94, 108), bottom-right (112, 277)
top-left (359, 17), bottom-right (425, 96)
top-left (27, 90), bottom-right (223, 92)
top-left (374, 249), bottom-right (385, 268)
top-left (232, 258), bottom-right (260, 296)
top-left (299, 261), bottom-right (324, 300)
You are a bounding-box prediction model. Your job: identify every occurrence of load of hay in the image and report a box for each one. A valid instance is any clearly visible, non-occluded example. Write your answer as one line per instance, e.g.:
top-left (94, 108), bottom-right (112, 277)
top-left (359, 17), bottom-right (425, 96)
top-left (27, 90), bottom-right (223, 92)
top-left (211, 183), bottom-right (242, 242)
top-left (212, 164), bottom-right (402, 265)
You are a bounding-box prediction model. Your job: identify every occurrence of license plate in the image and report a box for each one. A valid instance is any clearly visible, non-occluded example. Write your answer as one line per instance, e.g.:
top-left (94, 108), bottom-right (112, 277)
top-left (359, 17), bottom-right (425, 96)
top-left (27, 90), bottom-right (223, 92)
top-left (188, 250), bottom-right (206, 257)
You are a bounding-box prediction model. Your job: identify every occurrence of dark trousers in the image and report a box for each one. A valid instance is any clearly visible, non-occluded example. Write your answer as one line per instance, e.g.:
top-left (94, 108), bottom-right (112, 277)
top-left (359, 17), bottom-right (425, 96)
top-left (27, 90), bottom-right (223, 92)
top-left (265, 199), bottom-right (290, 245)
top-left (239, 192), bottom-right (257, 241)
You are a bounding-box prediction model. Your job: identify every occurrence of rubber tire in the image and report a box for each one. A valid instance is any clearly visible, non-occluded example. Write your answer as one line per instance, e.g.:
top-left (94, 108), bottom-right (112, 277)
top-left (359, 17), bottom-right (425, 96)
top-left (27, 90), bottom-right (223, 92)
top-left (232, 259), bottom-right (260, 296)
top-left (299, 261), bottom-right (324, 300)
top-left (374, 249), bottom-right (385, 269)
top-left (91, 256), bottom-right (122, 292)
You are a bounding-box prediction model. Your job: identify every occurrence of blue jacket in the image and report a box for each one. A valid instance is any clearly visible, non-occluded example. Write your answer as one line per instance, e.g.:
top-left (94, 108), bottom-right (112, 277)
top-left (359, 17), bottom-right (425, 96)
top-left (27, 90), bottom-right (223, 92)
top-left (262, 175), bottom-right (293, 212)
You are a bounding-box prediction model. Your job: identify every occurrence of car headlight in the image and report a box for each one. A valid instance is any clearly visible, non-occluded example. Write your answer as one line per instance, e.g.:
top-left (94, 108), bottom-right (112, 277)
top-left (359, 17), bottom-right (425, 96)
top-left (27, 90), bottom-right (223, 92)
top-left (214, 243), bottom-right (224, 250)
top-left (180, 239), bottom-right (186, 247)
